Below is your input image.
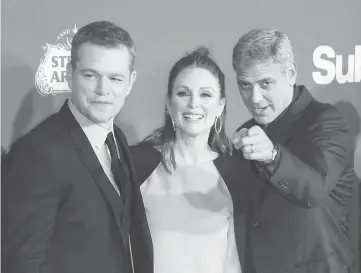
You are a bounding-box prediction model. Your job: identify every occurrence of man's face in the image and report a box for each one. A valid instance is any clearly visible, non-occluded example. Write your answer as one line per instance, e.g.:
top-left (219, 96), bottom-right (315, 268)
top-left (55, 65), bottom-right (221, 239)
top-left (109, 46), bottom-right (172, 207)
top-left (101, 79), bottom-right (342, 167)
top-left (235, 61), bottom-right (296, 125)
top-left (67, 42), bottom-right (136, 127)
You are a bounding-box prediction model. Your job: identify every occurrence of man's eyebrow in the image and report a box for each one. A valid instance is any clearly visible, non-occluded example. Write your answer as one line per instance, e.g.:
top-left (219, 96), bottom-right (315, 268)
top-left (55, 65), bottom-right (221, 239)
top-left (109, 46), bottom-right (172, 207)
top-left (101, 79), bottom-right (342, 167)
top-left (79, 68), bottom-right (98, 74)
top-left (258, 77), bottom-right (275, 82)
top-left (108, 73), bottom-right (126, 78)
top-left (79, 69), bottom-right (126, 78)
top-left (237, 79), bottom-right (251, 84)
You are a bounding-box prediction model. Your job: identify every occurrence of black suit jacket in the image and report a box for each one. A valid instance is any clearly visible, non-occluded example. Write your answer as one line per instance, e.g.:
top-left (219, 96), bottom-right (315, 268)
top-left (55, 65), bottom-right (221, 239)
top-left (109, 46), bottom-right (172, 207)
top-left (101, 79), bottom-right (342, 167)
top-left (1, 102), bottom-right (153, 273)
top-left (238, 86), bottom-right (355, 273)
top-left (130, 143), bottom-right (257, 273)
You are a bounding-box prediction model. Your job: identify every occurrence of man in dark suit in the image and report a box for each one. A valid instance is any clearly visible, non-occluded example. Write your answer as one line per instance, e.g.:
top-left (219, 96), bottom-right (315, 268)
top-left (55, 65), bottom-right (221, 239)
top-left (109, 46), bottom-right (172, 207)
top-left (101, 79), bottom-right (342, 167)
top-left (2, 21), bottom-right (152, 273)
top-left (232, 28), bottom-right (356, 273)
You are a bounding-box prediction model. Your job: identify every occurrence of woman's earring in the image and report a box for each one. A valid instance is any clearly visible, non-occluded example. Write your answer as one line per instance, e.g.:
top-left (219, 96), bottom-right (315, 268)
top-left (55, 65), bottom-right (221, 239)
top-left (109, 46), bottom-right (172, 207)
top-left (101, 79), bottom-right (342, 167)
top-left (214, 116), bottom-right (222, 134)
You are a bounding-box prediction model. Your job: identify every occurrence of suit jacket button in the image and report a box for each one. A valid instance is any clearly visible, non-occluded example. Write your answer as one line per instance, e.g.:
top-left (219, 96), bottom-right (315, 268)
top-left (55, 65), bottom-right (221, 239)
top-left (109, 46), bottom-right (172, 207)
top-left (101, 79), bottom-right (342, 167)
top-left (249, 219), bottom-right (259, 227)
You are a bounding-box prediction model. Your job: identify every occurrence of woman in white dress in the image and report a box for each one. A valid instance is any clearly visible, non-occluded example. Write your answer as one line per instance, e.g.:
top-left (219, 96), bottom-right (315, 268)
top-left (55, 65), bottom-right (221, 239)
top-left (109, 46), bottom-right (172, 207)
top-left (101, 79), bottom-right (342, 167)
top-left (130, 47), bottom-right (255, 273)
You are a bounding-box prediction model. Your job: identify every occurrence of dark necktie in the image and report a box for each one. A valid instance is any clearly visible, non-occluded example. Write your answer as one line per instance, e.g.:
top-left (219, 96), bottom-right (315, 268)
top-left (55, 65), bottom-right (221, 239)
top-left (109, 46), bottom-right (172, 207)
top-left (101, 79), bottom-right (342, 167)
top-left (105, 132), bottom-right (125, 202)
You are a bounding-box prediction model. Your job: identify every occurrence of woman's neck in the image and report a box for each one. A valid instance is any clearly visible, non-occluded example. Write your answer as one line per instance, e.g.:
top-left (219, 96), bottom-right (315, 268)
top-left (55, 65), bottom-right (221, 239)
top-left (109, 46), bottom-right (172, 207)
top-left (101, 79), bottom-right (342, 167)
top-left (173, 131), bottom-right (218, 165)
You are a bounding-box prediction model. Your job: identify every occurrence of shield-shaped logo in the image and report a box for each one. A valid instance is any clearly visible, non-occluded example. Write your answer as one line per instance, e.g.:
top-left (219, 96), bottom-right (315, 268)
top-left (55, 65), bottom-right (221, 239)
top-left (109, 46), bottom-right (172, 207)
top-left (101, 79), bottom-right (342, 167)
top-left (35, 25), bottom-right (78, 96)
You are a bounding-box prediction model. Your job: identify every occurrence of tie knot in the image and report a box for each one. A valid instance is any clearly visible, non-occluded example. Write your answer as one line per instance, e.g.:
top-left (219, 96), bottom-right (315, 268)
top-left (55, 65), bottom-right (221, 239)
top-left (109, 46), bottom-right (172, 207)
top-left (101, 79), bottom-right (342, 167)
top-left (106, 132), bottom-right (118, 160)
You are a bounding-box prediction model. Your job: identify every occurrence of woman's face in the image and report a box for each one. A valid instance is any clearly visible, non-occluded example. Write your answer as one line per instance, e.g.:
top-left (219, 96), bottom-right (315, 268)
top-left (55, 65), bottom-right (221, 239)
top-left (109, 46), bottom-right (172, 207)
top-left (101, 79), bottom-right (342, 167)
top-left (168, 67), bottom-right (225, 138)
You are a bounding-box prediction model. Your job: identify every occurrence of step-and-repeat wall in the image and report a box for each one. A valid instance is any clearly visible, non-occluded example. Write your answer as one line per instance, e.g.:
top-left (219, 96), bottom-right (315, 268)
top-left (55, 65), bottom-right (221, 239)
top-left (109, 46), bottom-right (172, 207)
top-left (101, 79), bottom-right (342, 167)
top-left (2, 0), bottom-right (361, 174)
top-left (1, 0), bottom-right (361, 270)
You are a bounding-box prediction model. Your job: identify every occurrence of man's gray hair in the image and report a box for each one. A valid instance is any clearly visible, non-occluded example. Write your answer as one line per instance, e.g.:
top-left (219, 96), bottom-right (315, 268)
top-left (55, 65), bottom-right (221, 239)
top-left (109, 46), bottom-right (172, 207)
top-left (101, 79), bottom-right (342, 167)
top-left (232, 28), bottom-right (295, 73)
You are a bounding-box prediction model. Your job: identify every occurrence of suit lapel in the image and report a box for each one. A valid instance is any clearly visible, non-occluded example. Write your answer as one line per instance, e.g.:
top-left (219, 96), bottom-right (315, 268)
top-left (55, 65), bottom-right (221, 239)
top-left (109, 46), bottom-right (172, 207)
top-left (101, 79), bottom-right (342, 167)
top-left (239, 86), bottom-right (313, 145)
top-left (58, 102), bottom-right (125, 234)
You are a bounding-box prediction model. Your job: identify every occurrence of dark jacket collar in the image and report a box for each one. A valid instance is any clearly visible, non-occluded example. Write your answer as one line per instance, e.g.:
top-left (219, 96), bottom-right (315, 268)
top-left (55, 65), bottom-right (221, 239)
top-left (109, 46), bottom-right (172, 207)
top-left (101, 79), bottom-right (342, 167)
top-left (262, 84), bottom-right (300, 128)
top-left (266, 85), bottom-right (313, 143)
top-left (238, 85), bottom-right (314, 143)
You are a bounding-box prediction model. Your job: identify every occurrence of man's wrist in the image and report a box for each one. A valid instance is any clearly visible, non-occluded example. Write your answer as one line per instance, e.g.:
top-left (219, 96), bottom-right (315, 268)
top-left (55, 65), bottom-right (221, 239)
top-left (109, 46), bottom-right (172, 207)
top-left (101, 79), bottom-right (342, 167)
top-left (254, 143), bottom-right (281, 180)
top-left (263, 143), bottom-right (279, 165)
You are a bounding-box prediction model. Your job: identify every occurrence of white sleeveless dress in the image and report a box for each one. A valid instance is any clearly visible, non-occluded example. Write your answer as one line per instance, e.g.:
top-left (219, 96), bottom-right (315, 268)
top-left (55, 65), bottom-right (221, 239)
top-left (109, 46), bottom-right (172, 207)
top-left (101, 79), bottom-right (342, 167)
top-left (140, 160), bottom-right (242, 273)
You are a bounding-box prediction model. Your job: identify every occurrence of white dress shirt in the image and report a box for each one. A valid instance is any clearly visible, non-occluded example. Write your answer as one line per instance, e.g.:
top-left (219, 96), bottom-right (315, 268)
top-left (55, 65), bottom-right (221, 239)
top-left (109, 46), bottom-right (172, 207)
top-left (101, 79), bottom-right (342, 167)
top-left (68, 99), bottom-right (120, 195)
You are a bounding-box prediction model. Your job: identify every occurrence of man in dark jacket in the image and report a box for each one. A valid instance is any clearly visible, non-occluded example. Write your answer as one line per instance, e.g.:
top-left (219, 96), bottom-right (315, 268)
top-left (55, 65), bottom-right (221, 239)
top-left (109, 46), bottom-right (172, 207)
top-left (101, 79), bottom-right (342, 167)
top-left (232, 28), bottom-right (356, 273)
top-left (2, 21), bottom-right (152, 273)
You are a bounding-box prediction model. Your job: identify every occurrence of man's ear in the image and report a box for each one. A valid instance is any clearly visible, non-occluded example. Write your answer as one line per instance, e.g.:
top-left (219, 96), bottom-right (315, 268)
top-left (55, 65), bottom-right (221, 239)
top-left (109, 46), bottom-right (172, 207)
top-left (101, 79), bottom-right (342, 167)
top-left (66, 62), bottom-right (73, 90)
top-left (126, 70), bottom-right (137, 96)
top-left (287, 62), bottom-right (297, 86)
